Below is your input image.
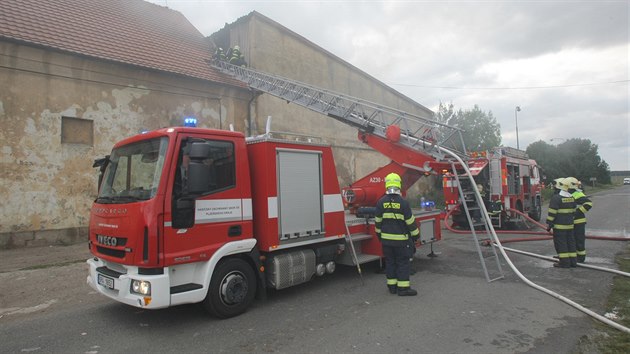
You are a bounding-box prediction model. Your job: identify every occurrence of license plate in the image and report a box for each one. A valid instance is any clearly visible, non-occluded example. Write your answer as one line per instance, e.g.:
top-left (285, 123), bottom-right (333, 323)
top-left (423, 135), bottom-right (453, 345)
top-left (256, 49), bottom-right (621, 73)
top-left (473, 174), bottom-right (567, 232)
top-left (97, 274), bottom-right (114, 289)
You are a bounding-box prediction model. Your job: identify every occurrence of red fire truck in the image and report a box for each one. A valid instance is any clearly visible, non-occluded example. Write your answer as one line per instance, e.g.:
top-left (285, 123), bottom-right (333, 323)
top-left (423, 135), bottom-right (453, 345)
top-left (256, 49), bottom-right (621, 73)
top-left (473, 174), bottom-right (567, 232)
top-left (85, 60), bottom-right (472, 318)
top-left (443, 146), bottom-right (543, 229)
top-left (86, 124), bottom-right (445, 318)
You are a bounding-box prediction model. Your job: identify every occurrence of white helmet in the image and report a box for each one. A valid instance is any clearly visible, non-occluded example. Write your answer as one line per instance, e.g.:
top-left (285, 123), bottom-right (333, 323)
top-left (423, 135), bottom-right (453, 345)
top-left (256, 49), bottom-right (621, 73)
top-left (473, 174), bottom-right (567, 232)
top-left (564, 177), bottom-right (580, 190)
top-left (558, 178), bottom-right (570, 191)
top-left (553, 178), bottom-right (564, 190)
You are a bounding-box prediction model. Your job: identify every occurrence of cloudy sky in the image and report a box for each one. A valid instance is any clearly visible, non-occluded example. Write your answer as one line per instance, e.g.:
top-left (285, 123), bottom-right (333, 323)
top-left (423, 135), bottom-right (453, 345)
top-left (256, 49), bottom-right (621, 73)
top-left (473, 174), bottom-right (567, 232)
top-left (149, 0), bottom-right (628, 171)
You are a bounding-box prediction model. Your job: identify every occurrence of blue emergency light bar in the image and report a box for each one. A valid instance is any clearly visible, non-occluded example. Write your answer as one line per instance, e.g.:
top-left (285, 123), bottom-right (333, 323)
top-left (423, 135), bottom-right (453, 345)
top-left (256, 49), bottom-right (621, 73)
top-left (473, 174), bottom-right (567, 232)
top-left (421, 200), bottom-right (435, 210)
top-left (184, 117), bottom-right (197, 127)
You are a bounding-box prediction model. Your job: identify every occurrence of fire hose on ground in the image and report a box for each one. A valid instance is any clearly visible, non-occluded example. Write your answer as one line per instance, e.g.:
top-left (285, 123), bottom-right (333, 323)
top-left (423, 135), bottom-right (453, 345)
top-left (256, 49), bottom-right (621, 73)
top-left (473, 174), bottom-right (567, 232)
top-left (437, 147), bottom-right (630, 334)
top-left (444, 206), bottom-right (629, 243)
top-left (443, 205), bottom-right (630, 284)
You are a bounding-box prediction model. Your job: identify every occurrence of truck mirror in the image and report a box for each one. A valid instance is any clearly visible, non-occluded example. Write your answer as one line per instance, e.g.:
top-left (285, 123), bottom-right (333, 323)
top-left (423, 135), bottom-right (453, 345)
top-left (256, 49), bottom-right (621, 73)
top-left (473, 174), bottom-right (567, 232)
top-left (189, 142), bottom-right (211, 159)
top-left (93, 155), bottom-right (110, 192)
top-left (173, 197), bottom-right (195, 229)
top-left (187, 162), bottom-right (211, 194)
top-left (176, 197), bottom-right (195, 209)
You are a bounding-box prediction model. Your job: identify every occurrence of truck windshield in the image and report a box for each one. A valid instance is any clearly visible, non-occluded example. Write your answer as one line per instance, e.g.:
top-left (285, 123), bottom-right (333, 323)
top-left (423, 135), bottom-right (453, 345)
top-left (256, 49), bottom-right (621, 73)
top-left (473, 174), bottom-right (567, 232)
top-left (96, 137), bottom-right (168, 203)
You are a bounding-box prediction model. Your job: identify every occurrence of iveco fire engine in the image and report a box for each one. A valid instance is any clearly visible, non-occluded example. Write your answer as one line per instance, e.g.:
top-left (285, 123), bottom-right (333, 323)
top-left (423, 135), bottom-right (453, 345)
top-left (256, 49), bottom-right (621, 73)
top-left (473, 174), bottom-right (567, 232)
top-left (443, 146), bottom-right (542, 229)
top-left (85, 58), bottom-right (476, 318)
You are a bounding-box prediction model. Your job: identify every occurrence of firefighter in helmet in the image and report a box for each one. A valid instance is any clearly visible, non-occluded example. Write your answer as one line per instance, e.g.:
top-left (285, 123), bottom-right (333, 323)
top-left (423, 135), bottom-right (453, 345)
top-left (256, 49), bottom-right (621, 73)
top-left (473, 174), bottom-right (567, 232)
top-left (552, 178), bottom-right (563, 194)
top-left (374, 173), bottom-right (420, 296)
top-left (546, 178), bottom-right (577, 268)
top-left (229, 45), bottom-right (247, 67)
top-left (213, 47), bottom-right (226, 61)
top-left (565, 177), bottom-right (593, 263)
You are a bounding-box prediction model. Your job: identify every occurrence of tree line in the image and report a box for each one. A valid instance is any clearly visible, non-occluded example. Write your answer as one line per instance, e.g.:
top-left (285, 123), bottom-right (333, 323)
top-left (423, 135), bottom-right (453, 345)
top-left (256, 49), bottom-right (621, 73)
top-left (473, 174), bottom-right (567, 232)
top-left (434, 102), bottom-right (611, 185)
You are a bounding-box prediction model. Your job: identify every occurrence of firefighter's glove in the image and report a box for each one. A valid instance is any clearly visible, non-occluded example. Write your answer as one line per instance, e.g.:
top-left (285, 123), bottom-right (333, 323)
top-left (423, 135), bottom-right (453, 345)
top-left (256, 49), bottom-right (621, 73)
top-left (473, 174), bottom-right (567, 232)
top-left (546, 224), bottom-right (553, 232)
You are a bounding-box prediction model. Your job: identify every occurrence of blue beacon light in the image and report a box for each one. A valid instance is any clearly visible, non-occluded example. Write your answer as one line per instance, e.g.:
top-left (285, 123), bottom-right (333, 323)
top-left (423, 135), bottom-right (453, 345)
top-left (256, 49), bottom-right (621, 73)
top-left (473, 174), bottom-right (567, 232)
top-left (184, 117), bottom-right (197, 127)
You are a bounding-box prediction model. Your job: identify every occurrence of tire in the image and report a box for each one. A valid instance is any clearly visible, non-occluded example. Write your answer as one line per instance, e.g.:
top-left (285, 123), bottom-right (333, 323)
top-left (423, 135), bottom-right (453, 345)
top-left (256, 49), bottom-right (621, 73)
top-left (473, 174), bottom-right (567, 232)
top-left (528, 198), bottom-right (542, 222)
top-left (202, 258), bottom-right (256, 319)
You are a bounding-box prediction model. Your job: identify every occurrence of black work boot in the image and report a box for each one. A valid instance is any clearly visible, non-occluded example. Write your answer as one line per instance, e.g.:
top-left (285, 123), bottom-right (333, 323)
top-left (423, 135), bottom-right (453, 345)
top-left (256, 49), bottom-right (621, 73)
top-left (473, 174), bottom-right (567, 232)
top-left (388, 285), bottom-right (397, 294)
top-left (397, 287), bottom-right (417, 296)
top-left (577, 255), bottom-right (586, 263)
top-left (553, 258), bottom-right (570, 268)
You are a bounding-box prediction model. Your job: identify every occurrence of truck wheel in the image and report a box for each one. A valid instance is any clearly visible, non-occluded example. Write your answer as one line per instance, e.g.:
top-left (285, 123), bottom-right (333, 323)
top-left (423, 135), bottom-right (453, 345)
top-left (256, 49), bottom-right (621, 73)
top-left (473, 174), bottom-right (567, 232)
top-left (529, 200), bottom-right (542, 221)
top-left (202, 258), bottom-right (256, 319)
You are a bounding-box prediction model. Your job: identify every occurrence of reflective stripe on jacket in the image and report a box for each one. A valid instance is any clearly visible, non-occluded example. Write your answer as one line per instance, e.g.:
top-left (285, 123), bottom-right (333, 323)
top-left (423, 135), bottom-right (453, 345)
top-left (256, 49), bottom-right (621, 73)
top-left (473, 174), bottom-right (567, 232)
top-left (572, 190), bottom-right (592, 224)
top-left (375, 194), bottom-right (419, 242)
top-left (546, 191), bottom-right (576, 230)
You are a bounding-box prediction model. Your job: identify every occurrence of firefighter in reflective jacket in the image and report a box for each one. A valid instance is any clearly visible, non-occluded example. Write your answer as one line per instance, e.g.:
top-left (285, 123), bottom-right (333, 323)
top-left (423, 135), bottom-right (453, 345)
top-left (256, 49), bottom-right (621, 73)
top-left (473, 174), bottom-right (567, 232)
top-left (546, 178), bottom-right (577, 268)
top-left (565, 177), bottom-right (593, 263)
top-left (375, 173), bottom-right (420, 296)
top-left (229, 45), bottom-right (247, 66)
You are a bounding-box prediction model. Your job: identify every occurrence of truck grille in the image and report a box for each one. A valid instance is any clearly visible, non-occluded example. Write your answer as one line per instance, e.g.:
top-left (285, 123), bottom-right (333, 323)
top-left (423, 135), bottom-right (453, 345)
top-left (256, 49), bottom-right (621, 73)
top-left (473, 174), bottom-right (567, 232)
top-left (96, 246), bottom-right (126, 259)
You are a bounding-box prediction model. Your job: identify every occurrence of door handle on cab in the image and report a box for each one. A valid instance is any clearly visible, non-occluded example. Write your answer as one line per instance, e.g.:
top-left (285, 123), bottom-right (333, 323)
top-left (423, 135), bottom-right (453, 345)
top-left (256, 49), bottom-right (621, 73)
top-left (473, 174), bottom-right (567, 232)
top-left (228, 225), bottom-right (242, 237)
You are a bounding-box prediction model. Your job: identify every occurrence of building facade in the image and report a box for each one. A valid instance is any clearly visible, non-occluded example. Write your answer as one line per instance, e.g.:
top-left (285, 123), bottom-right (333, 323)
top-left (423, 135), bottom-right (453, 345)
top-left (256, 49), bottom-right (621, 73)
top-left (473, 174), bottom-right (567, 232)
top-left (211, 11), bottom-right (436, 193)
top-left (0, 0), bottom-right (250, 247)
top-left (1, 3), bottom-right (438, 248)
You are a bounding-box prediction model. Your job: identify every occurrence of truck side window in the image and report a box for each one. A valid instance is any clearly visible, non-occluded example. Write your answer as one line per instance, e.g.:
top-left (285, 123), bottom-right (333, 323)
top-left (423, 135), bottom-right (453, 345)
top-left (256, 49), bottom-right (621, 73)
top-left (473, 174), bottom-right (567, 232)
top-left (175, 139), bottom-right (236, 197)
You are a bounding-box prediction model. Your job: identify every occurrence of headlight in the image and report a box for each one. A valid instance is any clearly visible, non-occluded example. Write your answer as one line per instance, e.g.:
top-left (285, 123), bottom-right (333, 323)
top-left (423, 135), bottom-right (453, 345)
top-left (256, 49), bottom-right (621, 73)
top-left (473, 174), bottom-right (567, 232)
top-left (131, 280), bottom-right (151, 295)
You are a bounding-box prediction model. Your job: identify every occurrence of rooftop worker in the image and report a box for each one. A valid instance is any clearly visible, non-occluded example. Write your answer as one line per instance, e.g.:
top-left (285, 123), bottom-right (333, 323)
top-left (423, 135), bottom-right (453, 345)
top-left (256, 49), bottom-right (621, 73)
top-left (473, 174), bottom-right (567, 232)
top-left (546, 178), bottom-right (577, 268)
top-left (213, 47), bottom-right (226, 61)
top-left (565, 177), bottom-right (593, 263)
top-left (229, 45), bottom-right (247, 67)
top-left (374, 173), bottom-right (420, 296)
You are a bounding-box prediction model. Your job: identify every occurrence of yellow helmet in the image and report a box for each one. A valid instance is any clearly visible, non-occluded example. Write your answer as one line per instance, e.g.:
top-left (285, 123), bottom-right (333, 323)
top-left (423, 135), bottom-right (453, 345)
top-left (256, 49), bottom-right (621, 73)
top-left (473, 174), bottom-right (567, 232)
top-left (385, 173), bottom-right (402, 190)
top-left (564, 177), bottom-right (580, 190)
top-left (558, 178), bottom-right (570, 191)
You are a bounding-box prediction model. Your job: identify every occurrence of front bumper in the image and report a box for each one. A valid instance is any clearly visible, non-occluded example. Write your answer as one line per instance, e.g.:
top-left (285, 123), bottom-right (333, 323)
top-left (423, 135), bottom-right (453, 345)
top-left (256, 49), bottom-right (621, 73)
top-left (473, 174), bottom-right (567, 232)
top-left (86, 258), bottom-right (171, 309)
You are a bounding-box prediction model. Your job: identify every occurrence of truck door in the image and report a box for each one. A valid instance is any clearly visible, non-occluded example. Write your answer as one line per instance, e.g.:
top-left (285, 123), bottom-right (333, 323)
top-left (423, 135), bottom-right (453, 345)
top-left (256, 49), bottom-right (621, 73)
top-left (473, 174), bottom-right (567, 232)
top-left (163, 133), bottom-right (252, 266)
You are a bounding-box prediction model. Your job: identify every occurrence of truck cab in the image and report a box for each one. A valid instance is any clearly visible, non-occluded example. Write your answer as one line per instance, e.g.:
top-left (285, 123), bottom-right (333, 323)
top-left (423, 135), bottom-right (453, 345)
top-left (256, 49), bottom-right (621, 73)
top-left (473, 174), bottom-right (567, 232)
top-left (87, 127), bottom-right (258, 316)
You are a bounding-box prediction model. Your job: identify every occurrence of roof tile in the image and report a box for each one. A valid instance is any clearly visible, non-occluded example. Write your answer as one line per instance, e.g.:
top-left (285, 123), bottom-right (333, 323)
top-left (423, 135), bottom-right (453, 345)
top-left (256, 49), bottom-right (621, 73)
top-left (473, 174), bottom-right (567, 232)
top-left (0, 0), bottom-right (244, 88)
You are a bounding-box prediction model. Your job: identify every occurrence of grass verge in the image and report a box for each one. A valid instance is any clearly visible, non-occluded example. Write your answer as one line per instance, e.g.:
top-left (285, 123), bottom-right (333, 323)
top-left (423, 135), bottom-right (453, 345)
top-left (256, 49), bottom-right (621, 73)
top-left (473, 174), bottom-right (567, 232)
top-left (580, 244), bottom-right (630, 352)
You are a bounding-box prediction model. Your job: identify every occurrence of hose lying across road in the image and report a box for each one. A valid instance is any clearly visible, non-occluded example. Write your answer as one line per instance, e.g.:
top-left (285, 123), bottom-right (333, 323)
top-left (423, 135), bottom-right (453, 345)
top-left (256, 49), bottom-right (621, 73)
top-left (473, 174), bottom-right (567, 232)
top-left (438, 147), bottom-right (630, 334)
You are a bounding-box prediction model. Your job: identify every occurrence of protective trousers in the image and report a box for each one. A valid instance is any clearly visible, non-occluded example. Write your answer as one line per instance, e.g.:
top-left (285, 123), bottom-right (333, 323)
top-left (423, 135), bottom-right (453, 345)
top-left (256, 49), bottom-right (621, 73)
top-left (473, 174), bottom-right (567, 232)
top-left (574, 223), bottom-right (586, 262)
top-left (553, 229), bottom-right (577, 268)
top-left (382, 244), bottom-right (411, 289)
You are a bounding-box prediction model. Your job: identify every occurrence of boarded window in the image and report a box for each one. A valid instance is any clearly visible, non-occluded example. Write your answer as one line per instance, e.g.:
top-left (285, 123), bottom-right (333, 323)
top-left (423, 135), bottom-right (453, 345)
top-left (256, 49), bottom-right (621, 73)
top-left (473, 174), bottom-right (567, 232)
top-left (61, 116), bottom-right (93, 145)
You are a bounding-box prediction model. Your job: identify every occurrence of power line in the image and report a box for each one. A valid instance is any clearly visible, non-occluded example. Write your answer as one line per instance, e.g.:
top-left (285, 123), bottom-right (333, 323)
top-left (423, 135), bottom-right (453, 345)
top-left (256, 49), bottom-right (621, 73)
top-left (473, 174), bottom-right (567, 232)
top-left (389, 79), bottom-right (630, 90)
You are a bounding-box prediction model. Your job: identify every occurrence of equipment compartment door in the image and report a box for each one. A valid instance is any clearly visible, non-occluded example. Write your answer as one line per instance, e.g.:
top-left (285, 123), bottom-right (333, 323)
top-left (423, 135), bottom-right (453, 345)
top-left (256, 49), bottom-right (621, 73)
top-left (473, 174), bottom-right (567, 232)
top-left (276, 149), bottom-right (324, 241)
top-left (489, 159), bottom-right (502, 196)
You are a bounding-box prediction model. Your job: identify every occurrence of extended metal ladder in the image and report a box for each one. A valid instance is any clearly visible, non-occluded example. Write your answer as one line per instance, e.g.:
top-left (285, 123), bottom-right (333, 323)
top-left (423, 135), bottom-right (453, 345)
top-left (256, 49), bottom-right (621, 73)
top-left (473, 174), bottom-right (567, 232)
top-left (211, 60), bottom-right (467, 160)
top-left (450, 162), bottom-right (504, 282)
top-left (210, 60), bottom-right (504, 281)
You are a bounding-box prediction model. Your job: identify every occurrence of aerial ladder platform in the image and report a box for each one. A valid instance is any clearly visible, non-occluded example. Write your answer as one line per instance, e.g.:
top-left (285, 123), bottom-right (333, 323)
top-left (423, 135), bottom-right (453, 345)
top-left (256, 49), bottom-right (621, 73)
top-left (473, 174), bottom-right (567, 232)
top-left (209, 60), bottom-right (503, 282)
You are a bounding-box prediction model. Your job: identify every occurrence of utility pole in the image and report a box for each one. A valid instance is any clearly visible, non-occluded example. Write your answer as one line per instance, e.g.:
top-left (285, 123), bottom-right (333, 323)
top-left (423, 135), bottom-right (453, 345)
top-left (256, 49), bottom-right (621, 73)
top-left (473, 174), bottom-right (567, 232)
top-left (515, 106), bottom-right (521, 150)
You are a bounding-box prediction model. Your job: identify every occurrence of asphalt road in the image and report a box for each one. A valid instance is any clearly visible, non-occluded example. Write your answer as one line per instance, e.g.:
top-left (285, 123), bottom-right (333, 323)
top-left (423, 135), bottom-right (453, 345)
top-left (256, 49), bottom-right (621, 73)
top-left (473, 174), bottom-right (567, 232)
top-left (1, 185), bottom-right (628, 353)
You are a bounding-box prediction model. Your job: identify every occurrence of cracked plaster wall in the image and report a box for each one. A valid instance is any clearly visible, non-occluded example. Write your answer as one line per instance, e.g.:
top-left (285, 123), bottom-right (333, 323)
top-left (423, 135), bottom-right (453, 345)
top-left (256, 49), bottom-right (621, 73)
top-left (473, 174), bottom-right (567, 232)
top-left (0, 42), bottom-right (250, 247)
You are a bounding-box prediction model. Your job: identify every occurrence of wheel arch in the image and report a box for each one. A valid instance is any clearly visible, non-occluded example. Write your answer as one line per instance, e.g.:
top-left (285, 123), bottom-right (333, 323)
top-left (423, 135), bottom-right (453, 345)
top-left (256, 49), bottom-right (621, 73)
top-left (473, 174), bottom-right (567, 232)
top-left (202, 239), bottom-right (266, 301)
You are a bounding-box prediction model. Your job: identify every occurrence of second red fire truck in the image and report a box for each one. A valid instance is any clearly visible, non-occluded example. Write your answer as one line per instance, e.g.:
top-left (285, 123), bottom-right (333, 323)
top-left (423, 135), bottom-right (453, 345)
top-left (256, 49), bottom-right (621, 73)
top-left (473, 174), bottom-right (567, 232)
top-left (443, 146), bottom-right (543, 229)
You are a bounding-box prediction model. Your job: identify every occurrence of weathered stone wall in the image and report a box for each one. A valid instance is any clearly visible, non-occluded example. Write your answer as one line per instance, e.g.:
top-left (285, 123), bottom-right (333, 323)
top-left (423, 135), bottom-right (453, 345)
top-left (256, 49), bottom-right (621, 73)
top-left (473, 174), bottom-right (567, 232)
top-left (213, 13), bottom-right (436, 195)
top-left (0, 41), bottom-right (251, 248)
